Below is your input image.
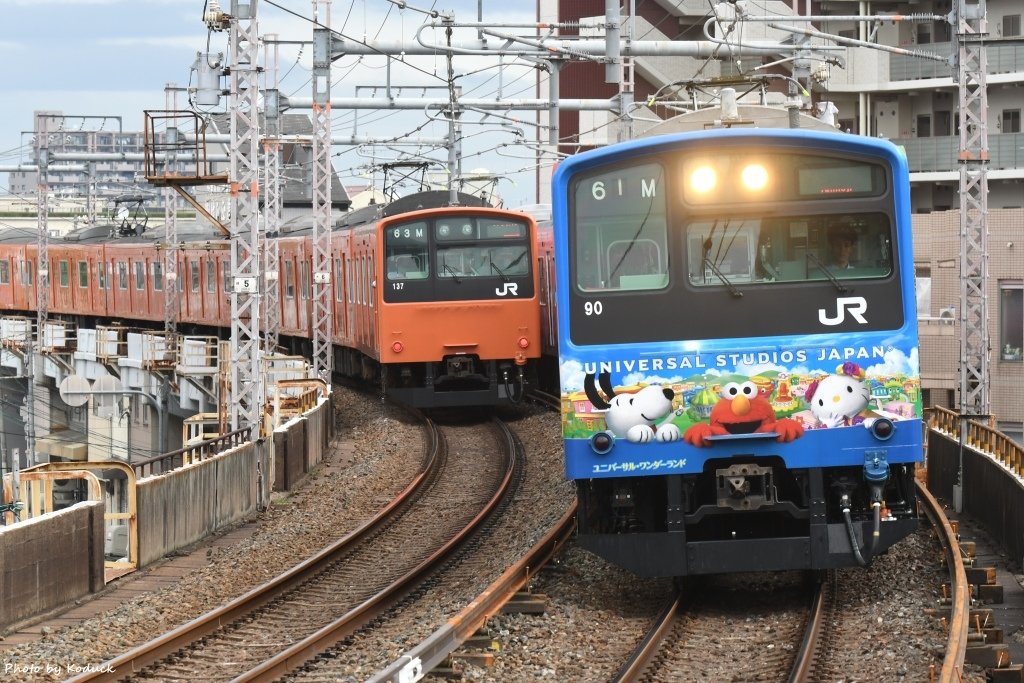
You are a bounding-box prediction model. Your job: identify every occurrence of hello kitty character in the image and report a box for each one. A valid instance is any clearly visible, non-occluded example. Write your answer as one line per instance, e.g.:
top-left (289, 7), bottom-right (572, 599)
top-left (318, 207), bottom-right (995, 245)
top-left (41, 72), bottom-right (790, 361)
top-left (804, 362), bottom-right (870, 428)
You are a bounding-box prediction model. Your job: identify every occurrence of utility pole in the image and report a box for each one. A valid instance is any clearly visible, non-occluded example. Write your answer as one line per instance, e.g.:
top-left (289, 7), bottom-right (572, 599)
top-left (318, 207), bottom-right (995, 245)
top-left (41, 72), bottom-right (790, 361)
top-left (953, 0), bottom-right (990, 511)
top-left (311, 0), bottom-right (333, 383)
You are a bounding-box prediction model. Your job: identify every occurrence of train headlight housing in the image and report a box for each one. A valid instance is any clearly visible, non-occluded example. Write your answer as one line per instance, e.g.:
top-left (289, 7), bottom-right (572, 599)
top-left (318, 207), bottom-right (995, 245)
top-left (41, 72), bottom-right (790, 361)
top-left (740, 163), bottom-right (769, 191)
top-left (590, 431), bottom-right (615, 455)
top-left (517, 336), bottom-right (530, 349)
top-left (868, 417), bottom-right (895, 441)
top-left (391, 341), bottom-right (404, 354)
top-left (689, 166), bottom-right (717, 194)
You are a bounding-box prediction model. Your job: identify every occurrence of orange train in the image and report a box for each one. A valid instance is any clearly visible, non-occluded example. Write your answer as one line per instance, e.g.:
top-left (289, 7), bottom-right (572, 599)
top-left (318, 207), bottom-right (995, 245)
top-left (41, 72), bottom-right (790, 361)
top-left (0, 191), bottom-right (557, 408)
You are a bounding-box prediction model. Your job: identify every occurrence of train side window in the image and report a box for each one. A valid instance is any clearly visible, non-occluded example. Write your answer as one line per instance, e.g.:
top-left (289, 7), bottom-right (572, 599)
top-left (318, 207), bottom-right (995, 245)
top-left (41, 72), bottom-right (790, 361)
top-left (152, 262), bottom-right (163, 291)
top-left (95, 262), bottom-right (105, 290)
top-left (23, 259), bottom-right (34, 286)
top-left (117, 261), bottom-right (129, 290)
top-left (346, 258), bottom-right (353, 304)
top-left (222, 262), bottom-right (230, 293)
top-left (300, 261), bottom-right (310, 300)
top-left (135, 261), bottom-right (146, 290)
top-left (189, 260), bottom-right (200, 293)
top-left (206, 260), bottom-right (216, 294)
top-left (78, 261), bottom-right (88, 288)
top-left (333, 258), bottom-right (343, 302)
top-left (285, 260), bottom-right (295, 299)
top-left (58, 260), bottom-right (70, 288)
top-left (0, 259), bottom-right (8, 285)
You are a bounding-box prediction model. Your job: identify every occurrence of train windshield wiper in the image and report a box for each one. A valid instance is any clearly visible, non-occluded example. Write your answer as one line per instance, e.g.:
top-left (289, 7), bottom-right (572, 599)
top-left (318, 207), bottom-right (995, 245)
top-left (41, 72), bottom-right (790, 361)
top-left (489, 262), bottom-right (509, 283)
top-left (806, 252), bottom-right (850, 293)
top-left (702, 257), bottom-right (744, 298)
top-left (442, 263), bottom-right (462, 284)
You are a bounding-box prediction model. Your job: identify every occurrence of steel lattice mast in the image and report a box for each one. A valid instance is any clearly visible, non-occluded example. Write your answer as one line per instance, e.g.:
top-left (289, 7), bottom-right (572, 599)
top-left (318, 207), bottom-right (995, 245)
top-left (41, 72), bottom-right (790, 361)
top-left (228, 0), bottom-right (263, 432)
top-left (262, 34), bottom-right (282, 352)
top-left (955, 0), bottom-right (990, 419)
top-left (953, 0), bottom-right (990, 510)
top-left (163, 84), bottom-right (180, 340)
top-left (311, 0), bottom-right (333, 383)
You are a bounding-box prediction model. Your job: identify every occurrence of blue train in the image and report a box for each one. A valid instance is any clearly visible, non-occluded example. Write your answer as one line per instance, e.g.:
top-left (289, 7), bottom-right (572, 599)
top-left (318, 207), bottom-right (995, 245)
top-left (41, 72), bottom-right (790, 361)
top-left (551, 128), bottom-right (922, 576)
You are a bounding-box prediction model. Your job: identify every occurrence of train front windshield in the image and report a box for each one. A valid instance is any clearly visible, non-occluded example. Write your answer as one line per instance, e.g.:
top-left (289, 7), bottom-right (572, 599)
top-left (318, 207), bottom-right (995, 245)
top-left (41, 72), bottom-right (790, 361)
top-left (568, 149), bottom-right (904, 345)
top-left (383, 215), bottom-right (534, 302)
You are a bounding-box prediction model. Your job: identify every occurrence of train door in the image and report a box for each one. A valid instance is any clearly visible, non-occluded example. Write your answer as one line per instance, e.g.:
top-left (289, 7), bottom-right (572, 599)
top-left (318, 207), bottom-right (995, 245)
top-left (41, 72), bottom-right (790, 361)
top-left (0, 249), bottom-right (13, 311)
top-left (50, 252), bottom-right (73, 313)
top-left (131, 257), bottom-right (148, 320)
top-left (151, 256), bottom-right (165, 323)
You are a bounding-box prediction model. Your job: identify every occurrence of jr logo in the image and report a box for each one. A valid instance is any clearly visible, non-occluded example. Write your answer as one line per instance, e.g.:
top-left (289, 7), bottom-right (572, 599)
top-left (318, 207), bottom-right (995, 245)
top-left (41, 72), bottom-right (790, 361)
top-left (495, 282), bottom-right (519, 297)
top-left (819, 296), bottom-right (868, 326)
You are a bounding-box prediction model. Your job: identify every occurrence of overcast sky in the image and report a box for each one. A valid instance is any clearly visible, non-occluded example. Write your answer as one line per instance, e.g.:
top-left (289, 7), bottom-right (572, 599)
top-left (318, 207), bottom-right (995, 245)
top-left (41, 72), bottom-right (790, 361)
top-left (0, 0), bottom-right (546, 206)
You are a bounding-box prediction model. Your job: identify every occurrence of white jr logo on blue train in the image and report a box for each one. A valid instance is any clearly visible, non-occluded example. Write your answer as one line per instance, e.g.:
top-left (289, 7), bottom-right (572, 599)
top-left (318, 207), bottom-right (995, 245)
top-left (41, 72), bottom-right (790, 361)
top-left (495, 283), bottom-right (519, 297)
top-left (819, 296), bottom-right (868, 326)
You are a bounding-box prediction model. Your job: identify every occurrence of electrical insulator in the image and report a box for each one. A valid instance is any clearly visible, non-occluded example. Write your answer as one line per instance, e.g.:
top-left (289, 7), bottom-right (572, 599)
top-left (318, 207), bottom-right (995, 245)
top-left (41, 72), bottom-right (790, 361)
top-left (204, 0), bottom-right (230, 31)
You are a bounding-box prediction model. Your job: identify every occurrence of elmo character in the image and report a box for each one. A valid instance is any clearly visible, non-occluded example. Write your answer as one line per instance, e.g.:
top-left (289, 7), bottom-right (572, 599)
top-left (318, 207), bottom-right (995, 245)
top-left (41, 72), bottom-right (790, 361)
top-left (684, 380), bottom-right (805, 447)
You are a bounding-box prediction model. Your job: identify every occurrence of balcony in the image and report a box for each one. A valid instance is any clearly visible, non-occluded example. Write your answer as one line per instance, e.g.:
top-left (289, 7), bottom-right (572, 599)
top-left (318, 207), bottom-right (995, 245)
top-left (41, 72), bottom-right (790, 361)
top-left (891, 132), bottom-right (1024, 172)
top-left (890, 41), bottom-right (1024, 81)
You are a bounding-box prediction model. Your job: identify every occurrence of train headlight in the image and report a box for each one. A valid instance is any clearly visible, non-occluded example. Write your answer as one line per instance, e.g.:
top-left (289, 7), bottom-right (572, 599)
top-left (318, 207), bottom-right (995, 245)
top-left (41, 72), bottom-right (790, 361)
top-left (689, 166), bottom-right (717, 194)
top-left (391, 341), bottom-right (404, 354)
top-left (590, 431), bottom-right (615, 455)
top-left (517, 336), bottom-right (530, 349)
top-left (740, 163), bottom-right (769, 191)
top-left (461, 223), bottom-right (473, 235)
top-left (868, 417), bottom-right (895, 441)
top-left (439, 224), bottom-right (450, 237)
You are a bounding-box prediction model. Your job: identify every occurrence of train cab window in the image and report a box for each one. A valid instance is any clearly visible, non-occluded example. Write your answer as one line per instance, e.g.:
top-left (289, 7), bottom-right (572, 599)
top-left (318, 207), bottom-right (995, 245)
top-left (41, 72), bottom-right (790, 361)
top-left (434, 217), bottom-right (532, 281)
top-left (206, 260), bottom-right (216, 294)
top-left (0, 259), bottom-right (8, 285)
top-left (78, 261), bottom-right (88, 288)
top-left (284, 261), bottom-right (295, 299)
top-left (135, 261), bottom-right (146, 290)
top-left (117, 261), bottom-right (129, 290)
top-left (58, 260), bottom-right (69, 288)
top-left (189, 260), bottom-right (200, 293)
top-left (152, 262), bottom-right (163, 291)
top-left (572, 161), bottom-right (670, 292)
top-left (687, 213), bottom-right (894, 287)
top-left (384, 220), bottom-right (429, 281)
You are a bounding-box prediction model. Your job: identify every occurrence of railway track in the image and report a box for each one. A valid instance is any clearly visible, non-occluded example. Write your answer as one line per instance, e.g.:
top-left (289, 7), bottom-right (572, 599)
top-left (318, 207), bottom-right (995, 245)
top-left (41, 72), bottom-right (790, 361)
top-left (612, 479), bottom-right (971, 682)
top-left (70, 414), bottom-right (521, 682)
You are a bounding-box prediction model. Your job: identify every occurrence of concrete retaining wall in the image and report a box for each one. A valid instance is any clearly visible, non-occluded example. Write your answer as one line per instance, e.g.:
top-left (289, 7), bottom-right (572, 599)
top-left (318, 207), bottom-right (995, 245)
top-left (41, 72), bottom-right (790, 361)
top-left (273, 397), bottom-right (332, 492)
top-left (927, 429), bottom-right (1024, 567)
top-left (0, 501), bottom-right (104, 630)
top-left (137, 440), bottom-right (272, 567)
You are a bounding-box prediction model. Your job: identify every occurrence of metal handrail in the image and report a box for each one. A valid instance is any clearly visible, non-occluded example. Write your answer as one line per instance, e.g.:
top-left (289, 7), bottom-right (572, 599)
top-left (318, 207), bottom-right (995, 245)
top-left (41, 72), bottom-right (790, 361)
top-left (131, 426), bottom-right (252, 478)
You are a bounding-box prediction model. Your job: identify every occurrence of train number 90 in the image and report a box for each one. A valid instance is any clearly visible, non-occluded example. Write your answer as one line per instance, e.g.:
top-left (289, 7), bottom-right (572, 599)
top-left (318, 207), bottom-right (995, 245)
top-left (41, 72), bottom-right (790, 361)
top-left (584, 301), bottom-right (603, 316)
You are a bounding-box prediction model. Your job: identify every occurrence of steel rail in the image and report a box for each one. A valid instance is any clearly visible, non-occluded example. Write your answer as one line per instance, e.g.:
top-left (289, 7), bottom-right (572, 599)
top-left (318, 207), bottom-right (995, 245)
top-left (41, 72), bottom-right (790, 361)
top-left (787, 574), bottom-right (830, 682)
top-left (369, 502), bottom-right (577, 683)
top-left (611, 593), bottom-right (684, 682)
top-left (917, 479), bottom-right (969, 682)
top-left (68, 411), bottom-right (441, 683)
top-left (231, 417), bottom-right (521, 682)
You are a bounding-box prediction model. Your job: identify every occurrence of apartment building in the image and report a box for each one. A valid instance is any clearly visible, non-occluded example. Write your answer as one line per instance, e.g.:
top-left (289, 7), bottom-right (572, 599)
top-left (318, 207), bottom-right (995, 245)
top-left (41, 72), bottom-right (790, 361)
top-left (539, 0), bottom-right (1024, 435)
top-left (8, 110), bottom-right (149, 200)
